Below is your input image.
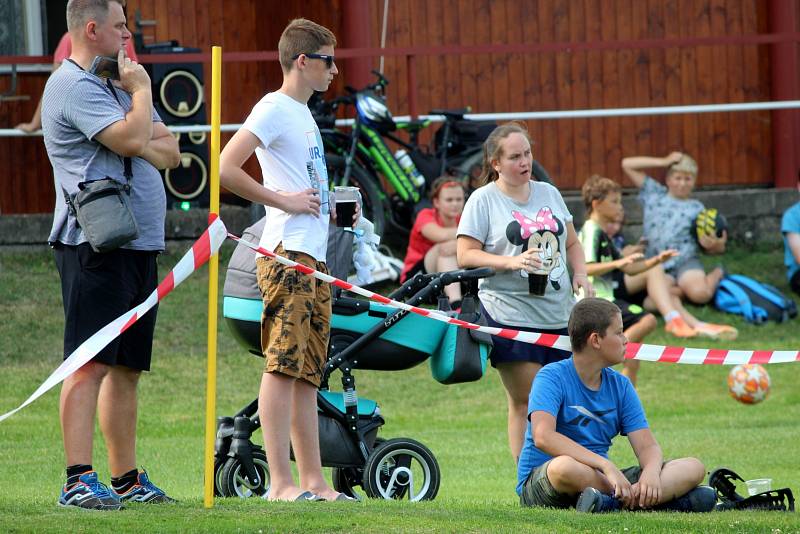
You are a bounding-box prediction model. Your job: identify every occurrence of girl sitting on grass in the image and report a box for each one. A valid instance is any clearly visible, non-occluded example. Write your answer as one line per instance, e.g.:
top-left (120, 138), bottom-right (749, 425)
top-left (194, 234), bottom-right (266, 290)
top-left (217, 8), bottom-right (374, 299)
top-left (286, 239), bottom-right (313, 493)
top-left (400, 177), bottom-right (466, 308)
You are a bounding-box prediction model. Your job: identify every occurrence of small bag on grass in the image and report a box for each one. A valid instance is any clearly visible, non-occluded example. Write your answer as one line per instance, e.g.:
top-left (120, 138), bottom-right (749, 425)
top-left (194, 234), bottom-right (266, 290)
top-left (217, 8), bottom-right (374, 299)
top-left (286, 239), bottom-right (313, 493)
top-left (713, 274), bottom-right (797, 324)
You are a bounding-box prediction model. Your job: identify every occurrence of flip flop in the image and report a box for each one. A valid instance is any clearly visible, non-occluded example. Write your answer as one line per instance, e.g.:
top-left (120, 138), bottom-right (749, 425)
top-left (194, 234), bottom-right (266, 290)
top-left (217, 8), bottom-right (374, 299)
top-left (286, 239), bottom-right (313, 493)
top-left (329, 493), bottom-right (359, 502)
top-left (294, 491), bottom-right (324, 502)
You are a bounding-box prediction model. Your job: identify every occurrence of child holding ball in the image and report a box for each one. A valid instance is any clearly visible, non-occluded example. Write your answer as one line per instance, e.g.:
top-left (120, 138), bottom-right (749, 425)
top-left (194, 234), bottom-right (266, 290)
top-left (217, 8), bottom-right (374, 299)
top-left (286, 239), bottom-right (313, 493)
top-left (621, 153), bottom-right (726, 310)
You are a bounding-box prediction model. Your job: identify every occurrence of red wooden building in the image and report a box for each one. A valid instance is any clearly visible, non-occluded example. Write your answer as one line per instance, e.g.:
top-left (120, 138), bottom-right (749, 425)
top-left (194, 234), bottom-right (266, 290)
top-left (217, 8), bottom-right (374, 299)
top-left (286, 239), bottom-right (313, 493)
top-left (1, 0), bottom-right (798, 214)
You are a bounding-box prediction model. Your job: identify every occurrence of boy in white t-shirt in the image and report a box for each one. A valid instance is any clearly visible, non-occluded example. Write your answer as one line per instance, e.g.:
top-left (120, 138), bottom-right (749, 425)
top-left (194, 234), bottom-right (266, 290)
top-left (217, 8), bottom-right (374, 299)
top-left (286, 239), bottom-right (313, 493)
top-left (220, 18), bottom-right (355, 502)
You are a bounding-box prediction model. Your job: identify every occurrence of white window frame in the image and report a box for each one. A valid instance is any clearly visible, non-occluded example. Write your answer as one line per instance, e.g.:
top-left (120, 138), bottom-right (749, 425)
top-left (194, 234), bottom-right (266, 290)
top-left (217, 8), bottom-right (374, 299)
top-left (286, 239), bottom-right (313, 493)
top-left (0, 0), bottom-right (51, 73)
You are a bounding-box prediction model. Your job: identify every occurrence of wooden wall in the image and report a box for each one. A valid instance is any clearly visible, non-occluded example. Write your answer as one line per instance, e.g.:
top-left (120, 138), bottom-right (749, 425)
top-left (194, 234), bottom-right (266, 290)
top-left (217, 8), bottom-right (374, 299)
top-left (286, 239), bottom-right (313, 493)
top-left (373, 0), bottom-right (776, 191)
top-left (0, 74), bottom-right (54, 214)
top-left (0, 0), bottom-right (788, 214)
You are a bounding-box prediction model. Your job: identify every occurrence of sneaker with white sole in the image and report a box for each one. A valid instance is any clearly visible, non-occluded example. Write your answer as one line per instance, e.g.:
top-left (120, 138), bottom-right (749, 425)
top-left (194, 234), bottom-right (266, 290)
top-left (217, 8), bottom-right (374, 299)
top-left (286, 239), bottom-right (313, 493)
top-left (58, 471), bottom-right (124, 511)
top-left (665, 316), bottom-right (697, 338)
top-left (694, 322), bottom-right (738, 341)
top-left (112, 469), bottom-right (176, 504)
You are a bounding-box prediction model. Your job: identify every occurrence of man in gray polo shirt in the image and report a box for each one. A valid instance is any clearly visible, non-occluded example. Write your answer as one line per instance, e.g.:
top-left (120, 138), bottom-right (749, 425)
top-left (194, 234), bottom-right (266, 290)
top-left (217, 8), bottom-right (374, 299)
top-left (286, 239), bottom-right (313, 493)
top-left (41, 0), bottom-right (179, 510)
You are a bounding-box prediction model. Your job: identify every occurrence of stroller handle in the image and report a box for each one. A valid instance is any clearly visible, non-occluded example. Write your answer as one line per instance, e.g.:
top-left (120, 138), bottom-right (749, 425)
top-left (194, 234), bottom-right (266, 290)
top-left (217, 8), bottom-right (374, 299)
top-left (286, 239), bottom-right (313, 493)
top-left (438, 267), bottom-right (495, 285)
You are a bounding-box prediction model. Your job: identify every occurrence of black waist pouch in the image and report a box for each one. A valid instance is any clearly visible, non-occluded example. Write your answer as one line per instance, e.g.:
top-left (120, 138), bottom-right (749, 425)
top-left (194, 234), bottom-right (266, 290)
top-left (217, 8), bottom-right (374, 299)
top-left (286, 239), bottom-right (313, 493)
top-left (69, 178), bottom-right (139, 253)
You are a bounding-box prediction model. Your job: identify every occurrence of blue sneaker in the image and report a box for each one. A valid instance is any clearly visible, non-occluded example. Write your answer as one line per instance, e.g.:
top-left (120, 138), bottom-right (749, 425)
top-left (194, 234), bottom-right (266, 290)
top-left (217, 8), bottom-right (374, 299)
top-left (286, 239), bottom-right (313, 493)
top-left (576, 487), bottom-right (622, 513)
top-left (58, 471), bottom-right (124, 510)
top-left (112, 469), bottom-right (176, 504)
top-left (657, 485), bottom-right (717, 512)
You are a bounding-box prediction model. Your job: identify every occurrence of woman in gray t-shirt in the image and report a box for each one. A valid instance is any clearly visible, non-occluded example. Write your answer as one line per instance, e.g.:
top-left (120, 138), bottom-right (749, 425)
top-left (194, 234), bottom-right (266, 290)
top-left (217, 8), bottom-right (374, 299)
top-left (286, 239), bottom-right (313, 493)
top-left (457, 122), bottom-right (594, 461)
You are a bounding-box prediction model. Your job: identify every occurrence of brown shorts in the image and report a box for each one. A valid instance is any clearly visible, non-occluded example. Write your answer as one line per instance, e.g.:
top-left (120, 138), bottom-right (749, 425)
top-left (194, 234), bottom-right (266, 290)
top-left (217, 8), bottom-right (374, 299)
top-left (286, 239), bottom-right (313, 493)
top-left (255, 244), bottom-right (331, 387)
top-left (520, 459), bottom-right (670, 508)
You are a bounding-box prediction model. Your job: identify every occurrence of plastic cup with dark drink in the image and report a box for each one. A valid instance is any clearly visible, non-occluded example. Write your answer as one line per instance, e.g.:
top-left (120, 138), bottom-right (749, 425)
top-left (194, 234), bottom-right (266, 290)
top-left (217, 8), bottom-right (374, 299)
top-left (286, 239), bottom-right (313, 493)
top-left (334, 186), bottom-right (360, 228)
top-left (528, 270), bottom-right (548, 296)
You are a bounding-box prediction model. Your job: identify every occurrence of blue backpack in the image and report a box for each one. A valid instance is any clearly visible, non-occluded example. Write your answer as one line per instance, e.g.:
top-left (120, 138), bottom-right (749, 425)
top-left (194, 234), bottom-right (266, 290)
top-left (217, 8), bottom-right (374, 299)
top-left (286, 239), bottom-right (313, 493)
top-left (714, 274), bottom-right (798, 324)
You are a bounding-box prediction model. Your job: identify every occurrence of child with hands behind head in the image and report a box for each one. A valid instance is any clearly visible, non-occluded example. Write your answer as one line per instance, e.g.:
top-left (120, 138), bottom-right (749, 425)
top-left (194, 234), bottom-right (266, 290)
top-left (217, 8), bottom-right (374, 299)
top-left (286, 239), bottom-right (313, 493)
top-left (621, 152), bottom-right (726, 306)
top-left (517, 298), bottom-right (717, 513)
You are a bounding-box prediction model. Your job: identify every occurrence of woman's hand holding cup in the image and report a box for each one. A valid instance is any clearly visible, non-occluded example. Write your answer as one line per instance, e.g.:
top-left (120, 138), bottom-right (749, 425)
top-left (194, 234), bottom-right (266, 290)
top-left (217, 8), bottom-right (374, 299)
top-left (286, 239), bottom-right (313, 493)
top-left (510, 249), bottom-right (549, 296)
top-left (511, 248), bottom-right (543, 273)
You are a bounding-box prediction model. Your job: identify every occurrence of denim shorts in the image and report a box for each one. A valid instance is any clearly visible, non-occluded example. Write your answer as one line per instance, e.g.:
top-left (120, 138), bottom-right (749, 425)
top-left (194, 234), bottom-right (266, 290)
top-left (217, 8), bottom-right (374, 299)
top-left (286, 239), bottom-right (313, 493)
top-left (668, 256), bottom-right (704, 280)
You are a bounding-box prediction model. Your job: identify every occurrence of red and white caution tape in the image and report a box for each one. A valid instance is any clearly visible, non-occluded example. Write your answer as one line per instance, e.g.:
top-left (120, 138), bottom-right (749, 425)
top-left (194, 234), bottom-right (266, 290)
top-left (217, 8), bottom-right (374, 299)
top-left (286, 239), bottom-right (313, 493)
top-left (0, 216), bottom-right (228, 423)
top-left (3, 218), bottom-right (796, 424)
top-left (229, 234), bottom-right (800, 366)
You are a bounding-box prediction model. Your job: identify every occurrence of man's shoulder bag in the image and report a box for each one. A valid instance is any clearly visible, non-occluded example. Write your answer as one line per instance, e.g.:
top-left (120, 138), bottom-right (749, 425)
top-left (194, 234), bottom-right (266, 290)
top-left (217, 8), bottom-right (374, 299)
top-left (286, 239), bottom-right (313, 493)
top-left (63, 77), bottom-right (139, 253)
top-left (66, 174), bottom-right (139, 253)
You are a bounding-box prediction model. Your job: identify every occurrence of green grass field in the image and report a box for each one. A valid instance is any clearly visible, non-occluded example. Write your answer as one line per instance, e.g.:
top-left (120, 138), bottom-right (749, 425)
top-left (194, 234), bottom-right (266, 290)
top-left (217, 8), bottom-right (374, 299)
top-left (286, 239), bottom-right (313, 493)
top-left (0, 242), bottom-right (799, 533)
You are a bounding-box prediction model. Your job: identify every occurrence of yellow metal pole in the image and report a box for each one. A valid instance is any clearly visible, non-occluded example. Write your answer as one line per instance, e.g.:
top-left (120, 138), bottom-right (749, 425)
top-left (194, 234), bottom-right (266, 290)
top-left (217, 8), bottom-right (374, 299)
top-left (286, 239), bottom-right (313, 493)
top-left (203, 45), bottom-right (222, 509)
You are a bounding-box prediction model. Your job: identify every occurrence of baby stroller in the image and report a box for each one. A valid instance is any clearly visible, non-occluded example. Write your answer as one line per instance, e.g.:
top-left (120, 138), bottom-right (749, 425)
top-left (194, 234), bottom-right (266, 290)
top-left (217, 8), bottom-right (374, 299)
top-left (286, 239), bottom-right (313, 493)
top-left (215, 218), bottom-right (494, 501)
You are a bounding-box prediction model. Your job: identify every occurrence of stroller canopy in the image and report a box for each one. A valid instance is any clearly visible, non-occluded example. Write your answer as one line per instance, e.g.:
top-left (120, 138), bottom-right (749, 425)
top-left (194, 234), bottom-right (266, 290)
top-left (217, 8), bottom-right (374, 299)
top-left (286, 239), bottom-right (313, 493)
top-left (223, 217), bottom-right (355, 300)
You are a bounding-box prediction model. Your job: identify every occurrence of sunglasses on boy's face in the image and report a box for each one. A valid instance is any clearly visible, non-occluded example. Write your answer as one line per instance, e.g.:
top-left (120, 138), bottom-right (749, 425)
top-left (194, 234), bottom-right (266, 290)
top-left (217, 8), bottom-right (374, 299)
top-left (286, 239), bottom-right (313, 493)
top-left (293, 53), bottom-right (336, 69)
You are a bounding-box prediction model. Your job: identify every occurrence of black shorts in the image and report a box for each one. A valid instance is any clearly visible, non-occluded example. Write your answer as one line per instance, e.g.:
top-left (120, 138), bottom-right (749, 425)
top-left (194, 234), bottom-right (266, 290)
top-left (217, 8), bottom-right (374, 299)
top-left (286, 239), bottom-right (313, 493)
top-left (612, 270), bottom-right (646, 306)
top-left (54, 243), bottom-right (159, 371)
top-left (615, 299), bottom-right (651, 331)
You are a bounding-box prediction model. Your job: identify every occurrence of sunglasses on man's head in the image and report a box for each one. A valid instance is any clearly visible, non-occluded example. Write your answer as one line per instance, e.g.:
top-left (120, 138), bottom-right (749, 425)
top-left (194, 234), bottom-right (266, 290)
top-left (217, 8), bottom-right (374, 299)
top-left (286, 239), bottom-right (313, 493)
top-left (293, 53), bottom-right (335, 69)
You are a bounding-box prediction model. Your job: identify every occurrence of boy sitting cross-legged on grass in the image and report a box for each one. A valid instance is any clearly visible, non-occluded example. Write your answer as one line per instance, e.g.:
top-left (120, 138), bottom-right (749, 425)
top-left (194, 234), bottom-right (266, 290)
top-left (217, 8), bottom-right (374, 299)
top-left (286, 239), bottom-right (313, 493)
top-left (516, 298), bottom-right (716, 513)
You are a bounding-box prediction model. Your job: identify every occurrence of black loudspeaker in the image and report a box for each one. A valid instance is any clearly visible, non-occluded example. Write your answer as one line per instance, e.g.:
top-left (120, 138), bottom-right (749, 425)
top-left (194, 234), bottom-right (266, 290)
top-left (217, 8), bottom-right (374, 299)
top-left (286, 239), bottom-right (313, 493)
top-left (164, 131), bottom-right (209, 208)
top-left (145, 46), bottom-right (209, 208)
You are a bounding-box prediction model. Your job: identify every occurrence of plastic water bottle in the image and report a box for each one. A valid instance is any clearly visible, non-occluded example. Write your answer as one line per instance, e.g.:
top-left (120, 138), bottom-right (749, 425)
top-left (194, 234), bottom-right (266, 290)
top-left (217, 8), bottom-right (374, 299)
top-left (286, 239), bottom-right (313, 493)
top-left (394, 149), bottom-right (426, 188)
top-left (306, 162), bottom-right (329, 215)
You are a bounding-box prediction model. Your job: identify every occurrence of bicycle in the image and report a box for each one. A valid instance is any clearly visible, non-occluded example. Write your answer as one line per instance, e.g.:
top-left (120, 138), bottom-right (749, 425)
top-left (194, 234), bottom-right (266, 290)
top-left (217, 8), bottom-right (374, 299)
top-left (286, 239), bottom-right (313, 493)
top-left (312, 73), bottom-right (483, 236)
top-left (313, 71), bottom-right (552, 236)
top-left (313, 77), bottom-right (422, 237)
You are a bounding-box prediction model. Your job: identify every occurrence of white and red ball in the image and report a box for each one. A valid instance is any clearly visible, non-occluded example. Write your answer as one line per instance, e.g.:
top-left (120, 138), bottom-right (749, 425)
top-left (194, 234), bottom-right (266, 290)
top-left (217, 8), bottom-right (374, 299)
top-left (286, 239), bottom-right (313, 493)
top-left (727, 364), bottom-right (771, 404)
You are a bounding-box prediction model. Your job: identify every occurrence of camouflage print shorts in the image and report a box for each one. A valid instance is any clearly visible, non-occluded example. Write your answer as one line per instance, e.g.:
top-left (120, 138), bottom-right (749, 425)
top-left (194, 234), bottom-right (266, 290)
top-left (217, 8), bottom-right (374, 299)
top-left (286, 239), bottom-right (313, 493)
top-left (255, 244), bottom-right (331, 387)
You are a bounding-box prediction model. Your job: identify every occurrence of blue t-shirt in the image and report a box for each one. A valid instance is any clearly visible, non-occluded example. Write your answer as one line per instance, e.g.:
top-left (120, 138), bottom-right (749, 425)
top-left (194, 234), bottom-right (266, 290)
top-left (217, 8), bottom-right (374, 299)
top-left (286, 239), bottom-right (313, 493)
top-left (516, 357), bottom-right (649, 495)
top-left (782, 202), bottom-right (800, 282)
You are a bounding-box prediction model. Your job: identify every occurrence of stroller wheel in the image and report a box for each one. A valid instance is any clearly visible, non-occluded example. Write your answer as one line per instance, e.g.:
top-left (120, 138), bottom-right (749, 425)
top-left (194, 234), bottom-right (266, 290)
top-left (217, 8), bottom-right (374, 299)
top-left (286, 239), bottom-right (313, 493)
top-left (331, 467), bottom-right (364, 499)
top-left (331, 437), bottom-right (385, 499)
top-left (362, 437), bottom-right (440, 501)
top-left (213, 457), bottom-right (226, 497)
top-left (218, 449), bottom-right (270, 498)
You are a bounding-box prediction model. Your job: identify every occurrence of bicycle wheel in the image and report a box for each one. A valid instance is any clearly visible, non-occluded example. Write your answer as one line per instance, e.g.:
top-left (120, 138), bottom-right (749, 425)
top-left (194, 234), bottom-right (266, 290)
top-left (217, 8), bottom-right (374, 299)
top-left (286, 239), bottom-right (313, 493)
top-left (452, 150), bottom-right (484, 190)
top-left (326, 154), bottom-right (386, 237)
